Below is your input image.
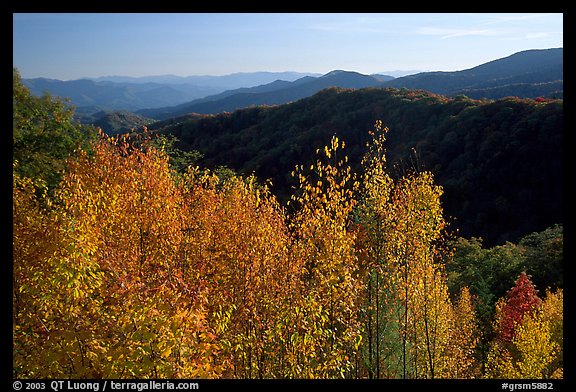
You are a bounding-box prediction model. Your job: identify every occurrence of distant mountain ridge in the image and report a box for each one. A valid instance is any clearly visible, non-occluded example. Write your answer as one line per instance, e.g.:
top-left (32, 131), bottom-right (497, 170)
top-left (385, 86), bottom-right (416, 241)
top-left (138, 48), bottom-right (563, 120)
top-left (384, 48), bottom-right (563, 97)
top-left (22, 71), bottom-right (320, 115)
top-left (87, 72), bottom-right (322, 87)
top-left (22, 78), bottom-right (220, 112)
top-left (22, 48), bottom-right (562, 123)
top-left (138, 70), bottom-right (387, 119)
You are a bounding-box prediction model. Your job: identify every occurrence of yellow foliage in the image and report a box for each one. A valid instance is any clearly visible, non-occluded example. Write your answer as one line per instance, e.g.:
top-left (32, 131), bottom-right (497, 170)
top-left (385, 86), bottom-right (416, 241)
top-left (484, 289), bottom-right (563, 379)
top-left (512, 312), bottom-right (557, 378)
top-left (14, 135), bottom-right (219, 378)
top-left (14, 122), bottom-right (508, 380)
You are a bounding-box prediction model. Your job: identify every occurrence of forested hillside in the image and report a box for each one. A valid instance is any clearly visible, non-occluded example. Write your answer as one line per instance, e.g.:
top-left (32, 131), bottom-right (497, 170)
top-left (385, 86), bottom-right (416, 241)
top-left (89, 110), bottom-right (155, 135)
top-left (150, 87), bottom-right (562, 246)
top-left (13, 68), bottom-right (563, 380)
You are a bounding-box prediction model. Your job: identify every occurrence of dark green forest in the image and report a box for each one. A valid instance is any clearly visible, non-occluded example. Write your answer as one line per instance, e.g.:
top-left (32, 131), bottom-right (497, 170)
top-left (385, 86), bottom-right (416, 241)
top-left (149, 87), bottom-right (562, 246)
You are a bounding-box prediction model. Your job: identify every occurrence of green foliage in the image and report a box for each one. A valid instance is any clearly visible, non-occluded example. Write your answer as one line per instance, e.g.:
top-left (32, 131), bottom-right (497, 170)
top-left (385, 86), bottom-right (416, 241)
top-left (447, 226), bottom-right (562, 314)
top-left (447, 237), bottom-right (524, 320)
top-left (13, 68), bottom-right (96, 193)
top-left (147, 133), bottom-right (204, 173)
top-left (446, 227), bottom-right (562, 367)
top-left (90, 110), bottom-right (155, 135)
top-left (519, 225), bottom-right (563, 291)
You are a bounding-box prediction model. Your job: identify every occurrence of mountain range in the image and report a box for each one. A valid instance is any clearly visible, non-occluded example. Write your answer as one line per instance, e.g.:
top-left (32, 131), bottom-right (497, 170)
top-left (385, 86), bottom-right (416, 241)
top-left (383, 47), bottom-right (563, 97)
top-left (138, 70), bottom-right (394, 120)
top-left (138, 48), bottom-right (562, 120)
top-left (87, 71), bottom-right (323, 88)
top-left (22, 71), bottom-right (320, 115)
top-left (22, 47), bottom-right (562, 131)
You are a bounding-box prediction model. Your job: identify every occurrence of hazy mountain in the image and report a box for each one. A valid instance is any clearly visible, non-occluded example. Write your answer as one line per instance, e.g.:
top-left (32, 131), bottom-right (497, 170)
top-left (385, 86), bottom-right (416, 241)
top-left (377, 70), bottom-right (423, 77)
top-left (89, 111), bottom-right (155, 135)
top-left (382, 48), bottom-right (563, 96)
top-left (139, 48), bottom-right (562, 120)
top-left (371, 74), bottom-right (396, 82)
top-left (22, 71), bottom-right (321, 117)
top-left (23, 48), bottom-right (562, 125)
top-left (456, 81), bottom-right (563, 100)
top-left (22, 78), bottom-right (215, 112)
top-left (138, 70), bottom-right (388, 119)
top-left (88, 71), bottom-right (321, 88)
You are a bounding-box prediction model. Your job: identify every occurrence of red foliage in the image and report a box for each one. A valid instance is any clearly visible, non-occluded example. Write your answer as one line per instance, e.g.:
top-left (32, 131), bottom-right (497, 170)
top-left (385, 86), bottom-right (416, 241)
top-left (499, 272), bottom-right (542, 342)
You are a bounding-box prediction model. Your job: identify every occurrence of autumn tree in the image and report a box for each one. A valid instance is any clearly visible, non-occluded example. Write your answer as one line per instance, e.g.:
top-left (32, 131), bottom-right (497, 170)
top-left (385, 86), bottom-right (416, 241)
top-left (446, 227), bottom-right (563, 367)
top-left (354, 121), bottom-right (470, 379)
top-left (288, 135), bottom-right (363, 378)
top-left (354, 122), bottom-right (398, 378)
top-left (540, 289), bottom-right (563, 378)
top-left (494, 272), bottom-right (542, 343)
top-left (14, 134), bottom-right (219, 378)
top-left (442, 287), bottom-right (481, 378)
top-left (14, 120), bottom-right (502, 380)
top-left (13, 167), bottom-right (66, 377)
top-left (390, 170), bottom-right (454, 379)
top-left (180, 168), bottom-right (300, 378)
top-left (485, 273), bottom-right (562, 379)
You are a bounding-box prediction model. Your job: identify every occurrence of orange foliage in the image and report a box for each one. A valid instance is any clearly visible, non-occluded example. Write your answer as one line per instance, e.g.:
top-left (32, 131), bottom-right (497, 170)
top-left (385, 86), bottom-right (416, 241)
top-left (14, 124), bottom-right (560, 380)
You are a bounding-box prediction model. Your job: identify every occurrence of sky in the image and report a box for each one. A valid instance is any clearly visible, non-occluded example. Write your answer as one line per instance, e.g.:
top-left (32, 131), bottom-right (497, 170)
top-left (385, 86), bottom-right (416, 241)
top-left (13, 13), bottom-right (563, 80)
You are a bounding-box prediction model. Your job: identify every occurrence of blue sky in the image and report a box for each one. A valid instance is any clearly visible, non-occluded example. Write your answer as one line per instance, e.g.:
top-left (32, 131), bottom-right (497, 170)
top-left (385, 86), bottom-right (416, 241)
top-left (13, 13), bottom-right (563, 80)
